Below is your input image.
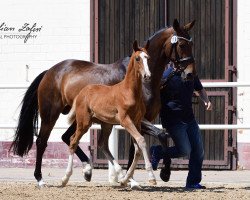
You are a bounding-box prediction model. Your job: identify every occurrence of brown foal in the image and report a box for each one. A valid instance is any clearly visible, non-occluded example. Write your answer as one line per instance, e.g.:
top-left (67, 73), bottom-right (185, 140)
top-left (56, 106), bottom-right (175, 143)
top-left (61, 40), bottom-right (156, 187)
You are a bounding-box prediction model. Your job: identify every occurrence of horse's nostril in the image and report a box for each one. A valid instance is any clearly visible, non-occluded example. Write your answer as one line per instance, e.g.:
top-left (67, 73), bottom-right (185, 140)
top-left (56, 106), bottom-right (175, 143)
top-left (144, 75), bottom-right (151, 81)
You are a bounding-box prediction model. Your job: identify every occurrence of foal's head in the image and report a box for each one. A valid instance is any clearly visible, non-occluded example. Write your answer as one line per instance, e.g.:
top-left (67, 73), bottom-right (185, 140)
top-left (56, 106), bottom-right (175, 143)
top-left (131, 40), bottom-right (151, 80)
top-left (163, 19), bottom-right (196, 79)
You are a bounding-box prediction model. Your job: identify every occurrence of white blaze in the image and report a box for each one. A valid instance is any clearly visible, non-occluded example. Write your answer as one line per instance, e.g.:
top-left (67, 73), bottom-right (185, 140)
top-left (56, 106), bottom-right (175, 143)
top-left (140, 52), bottom-right (151, 77)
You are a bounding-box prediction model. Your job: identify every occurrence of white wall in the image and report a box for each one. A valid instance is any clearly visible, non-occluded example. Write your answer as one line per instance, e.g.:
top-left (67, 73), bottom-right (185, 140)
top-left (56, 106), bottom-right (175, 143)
top-left (0, 0), bottom-right (90, 142)
top-left (237, 0), bottom-right (250, 143)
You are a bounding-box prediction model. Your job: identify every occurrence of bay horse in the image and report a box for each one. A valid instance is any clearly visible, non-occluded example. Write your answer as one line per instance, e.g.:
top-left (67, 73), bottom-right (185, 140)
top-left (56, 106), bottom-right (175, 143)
top-left (10, 19), bottom-right (196, 187)
top-left (61, 40), bottom-right (154, 187)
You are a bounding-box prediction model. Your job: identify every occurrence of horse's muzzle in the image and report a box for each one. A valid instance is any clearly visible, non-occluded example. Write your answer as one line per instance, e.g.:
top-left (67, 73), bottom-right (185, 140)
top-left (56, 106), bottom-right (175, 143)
top-left (143, 75), bottom-right (151, 81)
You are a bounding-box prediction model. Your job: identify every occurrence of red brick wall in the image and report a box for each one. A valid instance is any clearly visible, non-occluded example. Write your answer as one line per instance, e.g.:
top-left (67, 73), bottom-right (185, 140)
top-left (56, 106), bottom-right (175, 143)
top-left (0, 141), bottom-right (90, 168)
top-left (237, 142), bottom-right (250, 169)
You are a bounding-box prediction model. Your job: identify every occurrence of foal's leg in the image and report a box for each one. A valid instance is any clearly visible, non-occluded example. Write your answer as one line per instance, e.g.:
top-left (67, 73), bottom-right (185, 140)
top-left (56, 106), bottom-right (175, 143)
top-left (98, 123), bottom-right (124, 183)
top-left (126, 119), bottom-right (164, 171)
top-left (61, 122), bottom-right (92, 181)
top-left (120, 138), bottom-right (141, 186)
top-left (62, 115), bottom-right (91, 186)
top-left (121, 119), bottom-right (156, 185)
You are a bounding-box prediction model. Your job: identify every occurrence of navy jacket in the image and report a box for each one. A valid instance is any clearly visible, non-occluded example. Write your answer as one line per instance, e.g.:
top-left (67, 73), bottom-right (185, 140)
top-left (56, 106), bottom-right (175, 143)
top-left (160, 67), bottom-right (203, 127)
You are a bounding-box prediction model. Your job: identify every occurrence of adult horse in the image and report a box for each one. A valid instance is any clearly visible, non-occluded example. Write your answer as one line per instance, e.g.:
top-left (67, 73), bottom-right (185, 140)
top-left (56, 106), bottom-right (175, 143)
top-left (61, 40), bottom-right (155, 187)
top-left (10, 19), bottom-right (196, 187)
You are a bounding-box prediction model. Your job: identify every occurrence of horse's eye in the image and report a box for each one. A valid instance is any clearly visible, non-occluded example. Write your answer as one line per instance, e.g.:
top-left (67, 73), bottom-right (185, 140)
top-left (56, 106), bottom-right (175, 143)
top-left (136, 56), bottom-right (140, 61)
top-left (179, 43), bottom-right (186, 48)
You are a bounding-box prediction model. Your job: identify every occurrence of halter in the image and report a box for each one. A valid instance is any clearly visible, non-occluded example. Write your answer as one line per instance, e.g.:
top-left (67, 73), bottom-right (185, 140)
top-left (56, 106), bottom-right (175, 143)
top-left (169, 32), bottom-right (195, 73)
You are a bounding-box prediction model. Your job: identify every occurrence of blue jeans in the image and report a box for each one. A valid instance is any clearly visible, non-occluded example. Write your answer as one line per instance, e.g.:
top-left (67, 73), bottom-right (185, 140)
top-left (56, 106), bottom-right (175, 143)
top-left (163, 118), bottom-right (204, 185)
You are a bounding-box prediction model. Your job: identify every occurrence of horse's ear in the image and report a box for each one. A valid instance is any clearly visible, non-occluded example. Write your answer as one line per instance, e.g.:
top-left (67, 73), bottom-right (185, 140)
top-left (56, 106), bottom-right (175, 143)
top-left (144, 40), bottom-right (150, 50)
top-left (133, 40), bottom-right (140, 52)
top-left (184, 20), bottom-right (195, 31)
top-left (173, 19), bottom-right (181, 32)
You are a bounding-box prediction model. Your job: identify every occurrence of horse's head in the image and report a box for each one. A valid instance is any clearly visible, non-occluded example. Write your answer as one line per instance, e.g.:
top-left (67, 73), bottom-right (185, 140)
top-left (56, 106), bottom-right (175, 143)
top-left (132, 40), bottom-right (151, 80)
top-left (163, 19), bottom-right (196, 79)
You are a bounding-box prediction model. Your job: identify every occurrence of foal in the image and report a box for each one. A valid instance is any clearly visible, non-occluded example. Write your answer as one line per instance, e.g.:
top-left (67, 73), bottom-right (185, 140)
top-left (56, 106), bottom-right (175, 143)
top-left (62, 40), bottom-right (156, 187)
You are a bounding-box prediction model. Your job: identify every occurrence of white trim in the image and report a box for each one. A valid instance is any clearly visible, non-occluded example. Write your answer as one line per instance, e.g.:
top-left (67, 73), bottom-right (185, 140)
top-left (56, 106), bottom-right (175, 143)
top-left (202, 82), bottom-right (250, 87)
top-left (1, 82), bottom-right (250, 89)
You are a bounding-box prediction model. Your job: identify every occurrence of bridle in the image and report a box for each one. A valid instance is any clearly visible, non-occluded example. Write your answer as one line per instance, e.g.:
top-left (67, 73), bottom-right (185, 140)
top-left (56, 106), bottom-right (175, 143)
top-left (168, 32), bottom-right (195, 74)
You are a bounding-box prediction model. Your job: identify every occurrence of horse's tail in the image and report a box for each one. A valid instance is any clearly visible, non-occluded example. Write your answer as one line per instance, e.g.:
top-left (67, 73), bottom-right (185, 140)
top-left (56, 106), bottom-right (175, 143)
top-left (10, 70), bottom-right (48, 157)
top-left (68, 98), bottom-right (77, 125)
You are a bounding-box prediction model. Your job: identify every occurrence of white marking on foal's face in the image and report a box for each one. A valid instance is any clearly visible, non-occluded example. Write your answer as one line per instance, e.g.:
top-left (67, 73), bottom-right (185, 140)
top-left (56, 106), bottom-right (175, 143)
top-left (139, 52), bottom-right (151, 78)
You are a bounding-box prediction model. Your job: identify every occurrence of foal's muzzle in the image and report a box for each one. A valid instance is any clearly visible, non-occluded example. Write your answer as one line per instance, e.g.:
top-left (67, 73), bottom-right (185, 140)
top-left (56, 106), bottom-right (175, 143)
top-left (143, 74), bottom-right (151, 81)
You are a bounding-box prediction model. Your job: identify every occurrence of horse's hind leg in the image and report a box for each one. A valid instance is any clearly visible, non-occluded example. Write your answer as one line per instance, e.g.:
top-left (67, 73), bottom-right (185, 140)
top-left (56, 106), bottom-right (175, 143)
top-left (62, 114), bottom-right (91, 186)
top-left (98, 123), bottom-right (123, 184)
top-left (34, 117), bottom-right (59, 187)
top-left (61, 122), bottom-right (91, 181)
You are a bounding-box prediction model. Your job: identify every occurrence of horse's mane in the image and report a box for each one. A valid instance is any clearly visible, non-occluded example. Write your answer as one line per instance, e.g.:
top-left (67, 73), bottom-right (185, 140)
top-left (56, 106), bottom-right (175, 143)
top-left (148, 26), bottom-right (170, 41)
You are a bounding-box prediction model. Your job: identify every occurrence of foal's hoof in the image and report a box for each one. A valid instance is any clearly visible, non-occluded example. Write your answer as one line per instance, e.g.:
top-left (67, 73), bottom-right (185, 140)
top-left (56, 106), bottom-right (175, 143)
top-left (119, 179), bottom-right (128, 187)
top-left (61, 176), bottom-right (69, 187)
top-left (148, 179), bottom-right (157, 185)
top-left (120, 182), bottom-right (128, 187)
top-left (128, 179), bottom-right (142, 190)
top-left (82, 163), bottom-right (92, 182)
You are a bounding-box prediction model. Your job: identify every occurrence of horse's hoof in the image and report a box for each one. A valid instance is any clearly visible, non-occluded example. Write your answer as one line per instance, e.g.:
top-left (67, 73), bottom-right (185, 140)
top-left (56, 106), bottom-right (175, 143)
top-left (82, 163), bottom-right (92, 182)
top-left (119, 178), bottom-right (128, 187)
top-left (160, 168), bottom-right (171, 182)
top-left (120, 181), bottom-right (128, 187)
top-left (84, 172), bottom-right (92, 182)
top-left (148, 179), bottom-right (157, 185)
top-left (128, 180), bottom-right (141, 190)
top-left (37, 179), bottom-right (46, 188)
top-left (61, 176), bottom-right (69, 187)
top-left (108, 174), bottom-right (118, 184)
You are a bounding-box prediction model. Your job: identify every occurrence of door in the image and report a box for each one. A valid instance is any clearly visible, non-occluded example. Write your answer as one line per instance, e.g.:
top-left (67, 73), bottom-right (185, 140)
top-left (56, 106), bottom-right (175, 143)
top-left (90, 0), bottom-right (237, 170)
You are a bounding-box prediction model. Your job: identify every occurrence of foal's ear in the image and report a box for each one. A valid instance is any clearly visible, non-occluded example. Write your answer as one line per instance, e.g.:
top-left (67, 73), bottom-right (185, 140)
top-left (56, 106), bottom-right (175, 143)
top-left (133, 40), bottom-right (140, 52)
top-left (173, 19), bottom-right (181, 32)
top-left (184, 20), bottom-right (195, 31)
top-left (144, 40), bottom-right (150, 50)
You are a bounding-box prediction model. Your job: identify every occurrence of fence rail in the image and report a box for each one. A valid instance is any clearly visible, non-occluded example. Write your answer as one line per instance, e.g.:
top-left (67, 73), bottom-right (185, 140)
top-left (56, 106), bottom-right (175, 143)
top-left (1, 124), bottom-right (250, 130)
top-left (1, 82), bottom-right (250, 89)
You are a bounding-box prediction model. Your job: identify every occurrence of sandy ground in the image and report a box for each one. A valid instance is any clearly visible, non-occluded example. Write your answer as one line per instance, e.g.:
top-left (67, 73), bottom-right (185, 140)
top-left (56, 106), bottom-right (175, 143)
top-left (0, 168), bottom-right (250, 200)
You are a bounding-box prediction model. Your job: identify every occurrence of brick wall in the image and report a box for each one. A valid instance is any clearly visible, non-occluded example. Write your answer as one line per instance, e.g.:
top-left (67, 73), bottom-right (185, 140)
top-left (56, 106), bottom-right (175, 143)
top-left (0, 0), bottom-right (91, 167)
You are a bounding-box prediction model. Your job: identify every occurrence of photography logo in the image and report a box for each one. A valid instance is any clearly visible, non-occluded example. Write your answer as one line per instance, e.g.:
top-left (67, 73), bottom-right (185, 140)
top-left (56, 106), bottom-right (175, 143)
top-left (0, 22), bottom-right (43, 43)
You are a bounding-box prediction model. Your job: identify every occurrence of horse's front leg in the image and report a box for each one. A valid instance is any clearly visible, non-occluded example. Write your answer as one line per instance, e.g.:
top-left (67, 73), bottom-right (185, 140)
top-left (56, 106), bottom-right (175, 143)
top-left (137, 135), bottom-right (157, 185)
top-left (141, 119), bottom-right (169, 146)
top-left (122, 119), bottom-right (156, 186)
top-left (141, 119), bottom-right (164, 137)
top-left (126, 119), bottom-right (168, 172)
top-left (120, 139), bottom-right (141, 186)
